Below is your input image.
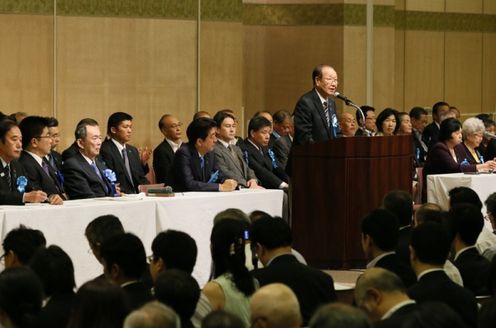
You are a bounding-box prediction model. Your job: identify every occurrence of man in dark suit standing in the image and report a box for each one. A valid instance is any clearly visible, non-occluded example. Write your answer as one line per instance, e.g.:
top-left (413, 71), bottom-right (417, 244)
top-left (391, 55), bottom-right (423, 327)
top-left (408, 221), bottom-right (478, 328)
top-left (213, 111), bottom-right (261, 189)
top-left (46, 117), bottom-right (63, 170)
top-left (153, 114), bottom-right (182, 184)
top-left (293, 64), bottom-right (341, 145)
top-left (171, 118), bottom-right (237, 192)
top-left (409, 107), bottom-right (429, 165)
top-left (18, 116), bottom-right (65, 203)
top-left (272, 110), bottom-right (293, 170)
top-left (100, 112), bottom-right (149, 194)
top-left (422, 101), bottom-right (450, 149)
top-left (62, 119), bottom-right (118, 199)
top-left (0, 119), bottom-right (48, 205)
top-left (250, 217), bottom-right (336, 326)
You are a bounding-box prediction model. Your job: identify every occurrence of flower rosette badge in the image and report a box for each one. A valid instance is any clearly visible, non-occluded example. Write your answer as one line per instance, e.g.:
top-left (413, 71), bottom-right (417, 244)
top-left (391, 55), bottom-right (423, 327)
top-left (16, 176), bottom-right (28, 192)
top-left (103, 169), bottom-right (118, 196)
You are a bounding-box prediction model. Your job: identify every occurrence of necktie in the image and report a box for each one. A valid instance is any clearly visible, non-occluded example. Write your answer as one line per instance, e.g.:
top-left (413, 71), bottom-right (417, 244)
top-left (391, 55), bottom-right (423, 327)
top-left (90, 161), bottom-right (103, 180)
top-left (200, 156), bottom-right (205, 169)
top-left (323, 101), bottom-right (330, 128)
top-left (4, 164), bottom-right (12, 191)
top-left (42, 159), bottom-right (51, 177)
top-left (48, 153), bottom-right (56, 168)
top-left (121, 148), bottom-right (134, 187)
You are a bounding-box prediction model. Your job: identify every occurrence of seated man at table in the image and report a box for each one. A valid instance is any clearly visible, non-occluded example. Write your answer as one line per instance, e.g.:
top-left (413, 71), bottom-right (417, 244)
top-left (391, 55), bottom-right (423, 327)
top-left (241, 116), bottom-right (289, 190)
top-left (361, 209), bottom-right (417, 288)
top-left (18, 116), bottom-right (65, 204)
top-left (0, 119), bottom-right (50, 205)
top-left (46, 117), bottom-right (63, 171)
top-left (250, 217), bottom-right (336, 326)
top-left (213, 111), bottom-right (261, 189)
top-left (171, 118), bottom-right (237, 192)
top-left (153, 114), bottom-right (183, 184)
top-left (62, 118), bottom-right (120, 199)
top-left (2, 225), bottom-right (46, 268)
top-left (100, 112), bottom-right (149, 194)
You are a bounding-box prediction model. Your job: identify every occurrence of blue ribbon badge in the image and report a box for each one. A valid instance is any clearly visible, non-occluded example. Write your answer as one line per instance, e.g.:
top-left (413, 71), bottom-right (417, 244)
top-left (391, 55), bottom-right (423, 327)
top-left (268, 149), bottom-right (278, 169)
top-left (460, 158), bottom-right (470, 167)
top-left (208, 170), bottom-right (220, 183)
top-left (103, 169), bottom-right (118, 196)
top-left (16, 176), bottom-right (28, 193)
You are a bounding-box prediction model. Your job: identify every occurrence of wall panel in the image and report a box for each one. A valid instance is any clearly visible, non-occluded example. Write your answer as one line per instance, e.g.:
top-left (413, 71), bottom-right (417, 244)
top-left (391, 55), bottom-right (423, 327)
top-left (373, 26), bottom-right (395, 111)
top-left (482, 33), bottom-right (496, 114)
top-left (343, 26), bottom-right (367, 109)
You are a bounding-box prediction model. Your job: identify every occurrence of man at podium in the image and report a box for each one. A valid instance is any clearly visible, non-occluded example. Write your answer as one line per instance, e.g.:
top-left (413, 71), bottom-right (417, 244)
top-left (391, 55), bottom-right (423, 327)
top-left (293, 64), bottom-right (341, 145)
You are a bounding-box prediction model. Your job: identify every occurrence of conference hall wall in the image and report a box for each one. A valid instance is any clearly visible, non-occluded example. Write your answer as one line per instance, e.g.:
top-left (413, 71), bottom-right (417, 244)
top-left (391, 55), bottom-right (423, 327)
top-left (1, 0), bottom-right (495, 152)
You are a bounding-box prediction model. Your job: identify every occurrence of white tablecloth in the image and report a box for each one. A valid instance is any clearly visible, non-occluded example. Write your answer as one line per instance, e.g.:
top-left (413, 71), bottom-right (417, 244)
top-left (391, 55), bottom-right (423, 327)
top-left (0, 189), bottom-right (284, 287)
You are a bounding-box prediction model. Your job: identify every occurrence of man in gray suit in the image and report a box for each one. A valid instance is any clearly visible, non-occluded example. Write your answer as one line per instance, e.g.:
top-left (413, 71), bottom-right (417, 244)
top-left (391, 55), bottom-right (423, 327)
top-left (213, 111), bottom-right (262, 189)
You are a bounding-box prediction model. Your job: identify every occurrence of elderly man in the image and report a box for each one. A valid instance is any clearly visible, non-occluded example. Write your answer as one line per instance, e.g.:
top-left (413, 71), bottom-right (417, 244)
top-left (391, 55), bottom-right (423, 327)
top-left (339, 112), bottom-right (357, 137)
top-left (153, 114), bottom-right (182, 184)
top-left (293, 64), bottom-right (341, 145)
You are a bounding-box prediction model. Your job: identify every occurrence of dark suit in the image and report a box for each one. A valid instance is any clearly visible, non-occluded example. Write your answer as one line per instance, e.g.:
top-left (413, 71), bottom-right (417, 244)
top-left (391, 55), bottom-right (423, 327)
top-left (0, 159), bottom-right (29, 205)
top-left (61, 152), bottom-right (113, 199)
top-left (422, 122), bottom-right (440, 149)
top-left (100, 139), bottom-right (149, 194)
top-left (413, 129), bottom-right (428, 166)
top-left (407, 270), bottom-right (477, 328)
top-left (396, 226), bottom-right (412, 265)
top-left (61, 142), bottom-right (80, 161)
top-left (293, 89), bottom-right (340, 145)
top-left (18, 151), bottom-right (65, 198)
top-left (374, 302), bottom-right (417, 328)
top-left (153, 139), bottom-right (176, 184)
top-left (37, 292), bottom-right (75, 328)
top-left (123, 281), bottom-right (153, 311)
top-left (48, 150), bottom-right (63, 171)
top-left (455, 143), bottom-right (483, 164)
top-left (375, 253), bottom-right (417, 287)
top-left (241, 140), bottom-right (288, 189)
top-left (213, 142), bottom-right (257, 188)
top-left (252, 254), bottom-right (337, 325)
top-left (171, 143), bottom-right (223, 192)
top-left (423, 142), bottom-right (477, 182)
top-left (454, 247), bottom-right (491, 296)
top-left (485, 139), bottom-right (496, 161)
top-left (272, 135), bottom-right (292, 170)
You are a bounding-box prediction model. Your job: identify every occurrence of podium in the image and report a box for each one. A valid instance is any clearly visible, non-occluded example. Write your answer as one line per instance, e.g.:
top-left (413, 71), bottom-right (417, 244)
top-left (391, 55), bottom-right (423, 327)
top-left (290, 135), bottom-right (412, 269)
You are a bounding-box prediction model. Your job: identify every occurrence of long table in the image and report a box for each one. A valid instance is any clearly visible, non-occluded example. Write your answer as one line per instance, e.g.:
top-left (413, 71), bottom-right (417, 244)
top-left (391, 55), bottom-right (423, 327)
top-left (0, 190), bottom-right (284, 287)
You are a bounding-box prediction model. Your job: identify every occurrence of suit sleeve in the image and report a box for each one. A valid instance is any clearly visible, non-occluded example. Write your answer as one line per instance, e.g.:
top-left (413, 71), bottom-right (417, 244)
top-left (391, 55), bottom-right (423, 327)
top-left (294, 96), bottom-right (315, 145)
top-left (245, 152), bottom-right (283, 188)
top-left (153, 146), bottom-right (172, 184)
top-left (130, 147), bottom-right (149, 185)
top-left (172, 149), bottom-right (219, 192)
top-left (61, 160), bottom-right (98, 199)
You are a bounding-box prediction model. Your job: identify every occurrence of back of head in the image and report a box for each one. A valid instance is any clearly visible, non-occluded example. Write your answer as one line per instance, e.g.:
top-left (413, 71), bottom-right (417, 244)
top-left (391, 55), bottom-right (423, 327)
top-left (186, 118), bottom-right (216, 144)
top-left (85, 214), bottom-right (125, 248)
top-left (213, 208), bottom-right (250, 226)
top-left (449, 187), bottom-right (482, 210)
top-left (202, 310), bottom-right (244, 328)
top-left (250, 217), bottom-right (292, 250)
top-left (249, 210), bottom-right (272, 224)
top-left (0, 267), bottom-right (43, 328)
top-left (29, 245), bottom-right (75, 297)
top-left (410, 221), bottom-right (451, 265)
top-left (2, 225), bottom-right (46, 266)
top-left (152, 230), bottom-right (197, 274)
top-left (354, 268), bottom-right (406, 305)
top-left (154, 269), bottom-right (200, 324)
top-left (382, 190), bottom-right (413, 227)
top-left (309, 303), bottom-right (370, 328)
top-left (18, 116), bottom-right (49, 149)
top-left (360, 209), bottom-right (399, 251)
top-left (415, 203), bottom-right (444, 226)
top-left (448, 203), bottom-right (484, 246)
top-left (107, 112), bottom-right (133, 136)
top-left (210, 219), bottom-right (254, 296)
top-left (100, 232), bottom-right (147, 280)
top-left (250, 283), bottom-right (301, 328)
top-left (68, 279), bottom-right (129, 328)
top-left (402, 301), bottom-right (466, 328)
top-left (124, 301), bottom-right (180, 328)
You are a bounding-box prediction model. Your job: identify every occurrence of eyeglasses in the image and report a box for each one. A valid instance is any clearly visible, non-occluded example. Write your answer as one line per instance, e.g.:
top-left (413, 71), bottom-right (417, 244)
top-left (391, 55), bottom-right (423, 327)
top-left (37, 135), bottom-right (53, 139)
top-left (147, 255), bottom-right (155, 264)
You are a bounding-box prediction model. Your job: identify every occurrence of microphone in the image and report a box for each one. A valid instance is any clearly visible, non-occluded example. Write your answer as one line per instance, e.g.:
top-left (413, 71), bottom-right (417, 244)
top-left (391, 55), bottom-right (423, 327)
top-left (333, 92), bottom-right (352, 106)
top-left (484, 131), bottom-right (496, 139)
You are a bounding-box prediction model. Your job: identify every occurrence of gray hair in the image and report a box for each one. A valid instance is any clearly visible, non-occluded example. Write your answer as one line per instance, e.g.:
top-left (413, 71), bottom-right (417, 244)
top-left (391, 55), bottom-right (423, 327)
top-left (462, 117), bottom-right (485, 139)
top-left (124, 301), bottom-right (180, 328)
top-left (310, 303), bottom-right (370, 328)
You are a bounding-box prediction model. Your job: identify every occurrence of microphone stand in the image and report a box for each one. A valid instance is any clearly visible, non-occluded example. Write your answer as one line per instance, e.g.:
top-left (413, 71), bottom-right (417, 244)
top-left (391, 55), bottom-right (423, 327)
top-left (340, 98), bottom-right (371, 137)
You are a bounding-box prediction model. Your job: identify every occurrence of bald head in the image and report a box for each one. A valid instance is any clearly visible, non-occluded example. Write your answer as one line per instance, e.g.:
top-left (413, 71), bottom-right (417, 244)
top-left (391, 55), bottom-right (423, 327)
top-left (339, 112), bottom-right (357, 137)
top-left (309, 303), bottom-right (370, 328)
top-left (250, 283), bottom-right (301, 328)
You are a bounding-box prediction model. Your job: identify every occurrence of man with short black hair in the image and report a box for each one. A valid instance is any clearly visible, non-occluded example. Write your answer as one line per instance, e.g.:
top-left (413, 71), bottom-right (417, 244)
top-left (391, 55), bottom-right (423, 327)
top-left (100, 112), bottom-right (149, 194)
top-left (355, 105), bottom-right (376, 136)
top-left (153, 114), bottom-right (182, 184)
top-left (46, 117), bottom-right (63, 171)
top-left (18, 116), bottom-right (65, 203)
top-left (100, 232), bottom-right (152, 310)
top-left (85, 214), bottom-right (125, 266)
top-left (250, 217), bottom-right (336, 325)
top-left (2, 225), bottom-right (46, 268)
top-left (422, 101), bottom-right (450, 149)
top-left (361, 209), bottom-right (416, 287)
top-left (171, 118), bottom-right (237, 192)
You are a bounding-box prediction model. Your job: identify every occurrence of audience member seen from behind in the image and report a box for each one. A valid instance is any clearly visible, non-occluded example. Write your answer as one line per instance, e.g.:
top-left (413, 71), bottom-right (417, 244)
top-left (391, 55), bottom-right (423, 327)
top-left (0, 267), bottom-right (43, 328)
top-left (455, 117), bottom-right (488, 165)
top-left (401, 302), bottom-right (467, 328)
top-left (67, 279), bottom-right (130, 328)
top-left (483, 192), bottom-right (496, 261)
top-left (202, 219), bottom-right (257, 327)
top-left (153, 114), bottom-right (183, 184)
top-left (201, 310), bottom-right (244, 328)
top-left (29, 245), bottom-right (76, 328)
top-left (155, 269), bottom-right (201, 328)
top-left (2, 225), bottom-right (46, 268)
top-left (250, 283), bottom-right (301, 328)
top-left (309, 303), bottom-right (370, 328)
top-left (375, 108), bottom-right (398, 136)
top-left (124, 301), bottom-right (181, 328)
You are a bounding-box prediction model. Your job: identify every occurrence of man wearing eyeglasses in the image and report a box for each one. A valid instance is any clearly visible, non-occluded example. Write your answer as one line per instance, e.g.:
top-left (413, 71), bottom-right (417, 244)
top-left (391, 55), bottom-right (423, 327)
top-left (153, 114), bottom-right (183, 184)
top-left (18, 116), bottom-right (65, 204)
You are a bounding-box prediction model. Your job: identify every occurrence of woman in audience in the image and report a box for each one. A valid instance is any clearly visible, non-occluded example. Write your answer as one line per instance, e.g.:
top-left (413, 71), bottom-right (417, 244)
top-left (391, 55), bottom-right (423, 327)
top-left (203, 219), bottom-right (258, 327)
top-left (67, 279), bottom-right (129, 328)
top-left (455, 117), bottom-right (487, 164)
top-left (396, 112), bottom-right (412, 135)
top-left (0, 267), bottom-right (43, 328)
top-left (375, 108), bottom-right (398, 136)
top-left (30, 245), bottom-right (76, 328)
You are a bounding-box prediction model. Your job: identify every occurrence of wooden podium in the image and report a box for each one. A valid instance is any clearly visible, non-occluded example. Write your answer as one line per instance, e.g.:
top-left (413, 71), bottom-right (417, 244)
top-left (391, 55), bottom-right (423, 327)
top-left (290, 135), bottom-right (412, 269)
